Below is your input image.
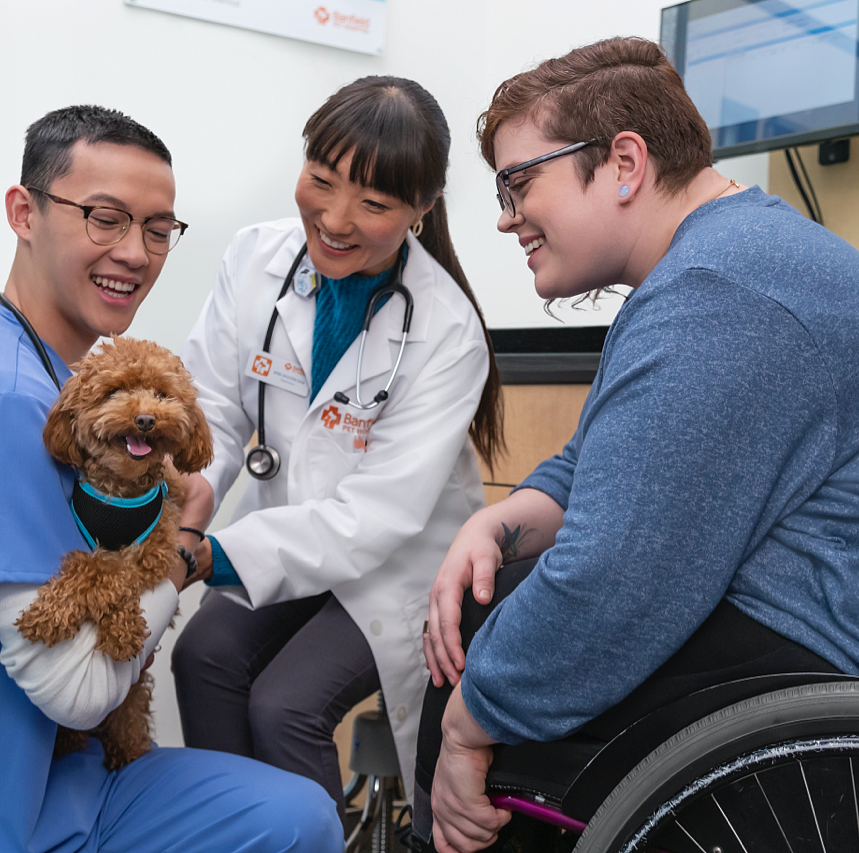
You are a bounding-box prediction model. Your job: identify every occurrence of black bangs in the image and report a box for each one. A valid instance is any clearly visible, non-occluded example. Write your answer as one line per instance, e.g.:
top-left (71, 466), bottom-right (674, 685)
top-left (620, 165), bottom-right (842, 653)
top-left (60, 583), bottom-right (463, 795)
top-left (303, 78), bottom-right (447, 207)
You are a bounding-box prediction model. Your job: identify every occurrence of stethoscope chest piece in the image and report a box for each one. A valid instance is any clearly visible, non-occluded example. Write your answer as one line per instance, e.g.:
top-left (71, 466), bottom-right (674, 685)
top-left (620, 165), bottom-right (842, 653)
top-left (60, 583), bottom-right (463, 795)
top-left (246, 444), bottom-right (281, 480)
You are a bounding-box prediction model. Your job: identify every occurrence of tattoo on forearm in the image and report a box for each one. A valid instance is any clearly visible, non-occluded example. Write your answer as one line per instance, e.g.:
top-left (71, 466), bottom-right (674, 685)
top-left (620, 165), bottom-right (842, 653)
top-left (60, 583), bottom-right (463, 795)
top-left (497, 522), bottom-right (535, 563)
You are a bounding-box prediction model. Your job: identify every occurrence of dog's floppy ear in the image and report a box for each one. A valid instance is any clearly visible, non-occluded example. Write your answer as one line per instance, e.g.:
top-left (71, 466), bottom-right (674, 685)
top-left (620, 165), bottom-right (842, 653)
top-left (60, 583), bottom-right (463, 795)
top-left (172, 400), bottom-right (214, 474)
top-left (43, 374), bottom-right (87, 469)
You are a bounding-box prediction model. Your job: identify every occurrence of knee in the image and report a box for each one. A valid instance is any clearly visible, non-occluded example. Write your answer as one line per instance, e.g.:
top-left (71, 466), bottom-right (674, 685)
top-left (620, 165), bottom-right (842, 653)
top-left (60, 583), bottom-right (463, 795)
top-left (256, 773), bottom-right (343, 852)
top-left (248, 686), bottom-right (328, 743)
top-left (229, 767), bottom-right (343, 852)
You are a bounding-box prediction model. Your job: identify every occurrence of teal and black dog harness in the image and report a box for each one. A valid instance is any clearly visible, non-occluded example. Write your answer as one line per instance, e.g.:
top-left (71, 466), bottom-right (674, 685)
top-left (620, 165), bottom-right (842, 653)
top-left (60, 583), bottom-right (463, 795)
top-left (71, 480), bottom-right (168, 551)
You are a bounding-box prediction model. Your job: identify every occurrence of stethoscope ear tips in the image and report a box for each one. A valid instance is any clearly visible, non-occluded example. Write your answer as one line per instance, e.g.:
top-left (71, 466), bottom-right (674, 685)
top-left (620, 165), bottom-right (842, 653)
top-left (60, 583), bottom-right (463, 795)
top-left (246, 444), bottom-right (281, 480)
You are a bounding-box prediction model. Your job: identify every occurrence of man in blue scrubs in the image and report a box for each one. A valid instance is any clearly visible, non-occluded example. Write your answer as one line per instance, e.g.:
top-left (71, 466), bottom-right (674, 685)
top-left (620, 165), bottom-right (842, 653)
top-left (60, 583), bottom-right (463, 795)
top-left (0, 105), bottom-right (342, 853)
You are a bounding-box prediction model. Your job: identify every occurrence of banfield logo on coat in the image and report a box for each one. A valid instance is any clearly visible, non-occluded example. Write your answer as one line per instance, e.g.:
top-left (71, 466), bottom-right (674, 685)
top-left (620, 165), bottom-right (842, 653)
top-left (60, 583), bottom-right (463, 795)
top-left (321, 406), bottom-right (376, 450)
top-left (321, 405), bottom-right (342, 429)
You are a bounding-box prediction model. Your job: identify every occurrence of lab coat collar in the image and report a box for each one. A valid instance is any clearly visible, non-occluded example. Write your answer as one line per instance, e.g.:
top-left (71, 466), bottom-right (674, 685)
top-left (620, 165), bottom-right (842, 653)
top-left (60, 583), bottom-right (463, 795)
top-left (265, 229), bottom-right (316, 378)
top-left (266, 227), bottom-right (438, 410)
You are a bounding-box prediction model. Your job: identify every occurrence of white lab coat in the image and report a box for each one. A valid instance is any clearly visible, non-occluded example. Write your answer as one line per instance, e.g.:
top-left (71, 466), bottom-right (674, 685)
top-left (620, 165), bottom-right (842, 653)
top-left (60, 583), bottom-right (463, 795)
top-left (181, 219), bottom-right (488, 800)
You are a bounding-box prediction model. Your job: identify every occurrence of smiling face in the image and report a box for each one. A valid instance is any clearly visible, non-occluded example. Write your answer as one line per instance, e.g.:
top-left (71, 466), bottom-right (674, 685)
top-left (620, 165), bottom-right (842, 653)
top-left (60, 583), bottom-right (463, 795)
top-left (493, 117), bottom-right (630, 300)
top-left (43, 336), bottom-right (213, 495)
top-left (294, 148), bottom-right (430, 279)
top-left (13, 140), bottom-right (177, 362)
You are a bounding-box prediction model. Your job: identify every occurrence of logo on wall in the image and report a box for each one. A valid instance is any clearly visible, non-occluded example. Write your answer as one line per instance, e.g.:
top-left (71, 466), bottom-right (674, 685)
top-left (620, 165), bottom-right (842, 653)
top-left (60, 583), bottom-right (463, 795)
top-left (252, 355), bottom-right (272, 377)
top-left (321, 405), bottom-right (342, 429)
top-left (123, 0), bottom-right (384, 57)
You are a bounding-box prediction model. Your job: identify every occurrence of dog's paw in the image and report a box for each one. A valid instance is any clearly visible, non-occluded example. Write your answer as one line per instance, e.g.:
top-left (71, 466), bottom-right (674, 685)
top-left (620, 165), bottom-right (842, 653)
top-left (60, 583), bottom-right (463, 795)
top-left (95, 606), bottom-right (148, 662)
top-left (15, 597), bottom-right (84, 647)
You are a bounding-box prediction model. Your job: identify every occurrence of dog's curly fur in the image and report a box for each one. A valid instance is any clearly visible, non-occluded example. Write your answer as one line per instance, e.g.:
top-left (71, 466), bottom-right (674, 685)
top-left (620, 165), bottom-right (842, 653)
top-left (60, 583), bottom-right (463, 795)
top-left (15, 336), bottom-right (213, 771)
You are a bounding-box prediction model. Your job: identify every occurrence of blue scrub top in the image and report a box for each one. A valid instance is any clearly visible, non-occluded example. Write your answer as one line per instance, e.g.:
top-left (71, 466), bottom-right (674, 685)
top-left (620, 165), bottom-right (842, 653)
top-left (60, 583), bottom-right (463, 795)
top-left (0, 307), bottom-right (111, 852)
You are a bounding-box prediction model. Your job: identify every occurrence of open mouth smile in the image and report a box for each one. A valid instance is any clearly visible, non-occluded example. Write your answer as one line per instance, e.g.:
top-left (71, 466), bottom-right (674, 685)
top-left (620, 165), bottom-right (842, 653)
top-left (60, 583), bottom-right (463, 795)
top-left (124, 435), bottom-right (153, 461)
top-left (93, 276), bottom-right (138, 297)
top-left (318, 229), bottom-right (357, 251)
top-left (524, 237), bottom-right (546, 257)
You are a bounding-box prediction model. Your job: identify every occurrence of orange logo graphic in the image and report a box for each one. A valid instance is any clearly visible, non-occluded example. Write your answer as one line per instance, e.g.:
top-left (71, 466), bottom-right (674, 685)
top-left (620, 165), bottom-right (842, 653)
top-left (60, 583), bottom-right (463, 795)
top-left (314, 6), bottom-right (330, 24)
top-left (353, 436), bottom-right (366, 451)
top-left (321, 405), bottom-right (341, 429)
top-left (252, 355), bottom-right (272, 376)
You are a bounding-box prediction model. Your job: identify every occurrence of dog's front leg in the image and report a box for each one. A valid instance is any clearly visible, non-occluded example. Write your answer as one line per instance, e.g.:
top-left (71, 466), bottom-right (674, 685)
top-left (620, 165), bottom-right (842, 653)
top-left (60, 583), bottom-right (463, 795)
top-left (15, 551), bottom-right (95, 646)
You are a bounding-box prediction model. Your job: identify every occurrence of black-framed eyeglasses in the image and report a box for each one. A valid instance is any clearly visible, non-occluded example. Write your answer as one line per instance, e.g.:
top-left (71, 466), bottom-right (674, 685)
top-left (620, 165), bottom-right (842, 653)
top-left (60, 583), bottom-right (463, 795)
top-left (495, 140), bottom-right (594, 218)
top-left (27, 187), bottom-right (189, 254)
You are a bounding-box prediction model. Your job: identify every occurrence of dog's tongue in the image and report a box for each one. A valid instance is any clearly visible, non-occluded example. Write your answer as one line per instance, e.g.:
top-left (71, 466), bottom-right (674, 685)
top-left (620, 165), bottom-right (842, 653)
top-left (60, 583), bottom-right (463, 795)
top-left (126, 436), bottom-right (152, 456)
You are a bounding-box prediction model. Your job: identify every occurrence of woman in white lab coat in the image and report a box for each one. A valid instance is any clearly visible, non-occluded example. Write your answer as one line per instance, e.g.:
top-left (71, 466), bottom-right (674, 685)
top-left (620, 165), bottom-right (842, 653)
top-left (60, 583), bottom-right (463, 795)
top-left (172, 76), bottom-right (503, 824)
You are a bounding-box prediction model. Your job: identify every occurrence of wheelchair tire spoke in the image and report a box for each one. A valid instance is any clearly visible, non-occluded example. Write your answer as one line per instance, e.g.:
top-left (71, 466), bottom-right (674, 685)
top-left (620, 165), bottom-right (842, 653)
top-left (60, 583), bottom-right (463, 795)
top-left (852, 757), bottom-right (859, 840)
top-left (712, 793), bottom-right (750, 853)
top-left (755, 772), bottom-right (795, 853)
top-left (799, 760), bottom-right (826, 853)
top-left (671, 817), bottom-right (708, 853)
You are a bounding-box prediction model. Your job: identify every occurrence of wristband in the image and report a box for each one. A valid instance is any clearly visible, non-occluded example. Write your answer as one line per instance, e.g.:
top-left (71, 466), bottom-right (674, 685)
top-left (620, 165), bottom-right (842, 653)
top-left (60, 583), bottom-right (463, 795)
top-left (179, 526), bottom-right (205, 542)
top-left (177, 545), bottom-right (198, 578)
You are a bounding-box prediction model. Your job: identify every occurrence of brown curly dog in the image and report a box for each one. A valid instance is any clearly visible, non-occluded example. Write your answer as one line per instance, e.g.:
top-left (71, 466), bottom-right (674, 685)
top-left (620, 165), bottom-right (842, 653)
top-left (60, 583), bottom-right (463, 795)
top-left (15, 335), bottom-right (213, 771)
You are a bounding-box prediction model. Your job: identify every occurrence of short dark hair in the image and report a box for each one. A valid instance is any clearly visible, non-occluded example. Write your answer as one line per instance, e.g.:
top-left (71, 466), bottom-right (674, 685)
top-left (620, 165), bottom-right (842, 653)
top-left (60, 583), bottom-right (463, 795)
top-left (477, 37), bottom-right (712, 195)
top-left (21, 105), bottom-right (172, 210)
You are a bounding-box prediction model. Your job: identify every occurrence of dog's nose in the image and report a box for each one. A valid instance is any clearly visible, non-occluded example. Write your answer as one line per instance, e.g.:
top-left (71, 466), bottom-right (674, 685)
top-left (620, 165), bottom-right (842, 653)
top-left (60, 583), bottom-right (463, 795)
top-left (134, 413), bottom-right (156, 433)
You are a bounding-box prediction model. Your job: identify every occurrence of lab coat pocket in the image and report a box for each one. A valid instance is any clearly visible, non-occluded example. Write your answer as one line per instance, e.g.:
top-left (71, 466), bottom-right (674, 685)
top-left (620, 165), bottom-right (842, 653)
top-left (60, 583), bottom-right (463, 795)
top-left (305, 435), bottom-right (363, 501)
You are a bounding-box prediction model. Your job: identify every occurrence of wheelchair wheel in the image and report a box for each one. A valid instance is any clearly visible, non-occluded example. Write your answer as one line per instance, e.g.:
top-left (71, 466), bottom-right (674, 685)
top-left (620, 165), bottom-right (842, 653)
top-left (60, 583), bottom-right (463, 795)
top-left (574, 681), bottom-right (859, 853)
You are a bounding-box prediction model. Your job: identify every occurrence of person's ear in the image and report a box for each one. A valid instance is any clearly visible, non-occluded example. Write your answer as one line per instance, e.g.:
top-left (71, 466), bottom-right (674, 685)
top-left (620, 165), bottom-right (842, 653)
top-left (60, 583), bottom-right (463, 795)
top-left (418, 190), bottom-right (442, 222)
top-left (6, 186), bottom-right (38, 242)
top-left (610, 132), bottom-right (648, 203)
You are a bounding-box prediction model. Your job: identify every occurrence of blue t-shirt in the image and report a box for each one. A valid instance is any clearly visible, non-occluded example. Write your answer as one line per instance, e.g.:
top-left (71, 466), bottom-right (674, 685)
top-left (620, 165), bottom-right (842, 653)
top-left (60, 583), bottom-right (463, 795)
top-left (461, 188), bottom-right (859, 744)
top-left (0, 306), bottom-right (112, 852)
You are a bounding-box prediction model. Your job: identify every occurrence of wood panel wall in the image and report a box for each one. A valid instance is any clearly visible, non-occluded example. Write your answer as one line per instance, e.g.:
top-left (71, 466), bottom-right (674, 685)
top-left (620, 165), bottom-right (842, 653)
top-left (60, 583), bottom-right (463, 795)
top-left (480, 383), bottom-right (592, 505)
top-left (768, 143), bottom-right (859, 247)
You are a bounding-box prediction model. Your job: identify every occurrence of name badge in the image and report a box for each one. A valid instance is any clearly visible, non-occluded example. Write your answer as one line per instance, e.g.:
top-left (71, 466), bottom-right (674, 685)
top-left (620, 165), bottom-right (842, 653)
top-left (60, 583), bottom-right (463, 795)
top-left (294, 265), bottom-right (318, 297)
top-left (245, 351), bottom-right (309, 397)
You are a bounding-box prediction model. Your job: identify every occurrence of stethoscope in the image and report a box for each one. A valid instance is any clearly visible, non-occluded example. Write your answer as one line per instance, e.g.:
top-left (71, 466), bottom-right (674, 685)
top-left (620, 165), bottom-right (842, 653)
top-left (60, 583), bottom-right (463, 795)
top-left (0, 293), bottom-right (62, 391)
top-left (246, 242), bottom-right (414, 481)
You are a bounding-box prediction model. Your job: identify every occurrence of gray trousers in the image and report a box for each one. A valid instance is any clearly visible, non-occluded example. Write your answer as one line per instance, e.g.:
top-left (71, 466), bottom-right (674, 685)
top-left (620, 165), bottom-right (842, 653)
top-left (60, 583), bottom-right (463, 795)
top-left (172, 590), bottom-right (380, 826)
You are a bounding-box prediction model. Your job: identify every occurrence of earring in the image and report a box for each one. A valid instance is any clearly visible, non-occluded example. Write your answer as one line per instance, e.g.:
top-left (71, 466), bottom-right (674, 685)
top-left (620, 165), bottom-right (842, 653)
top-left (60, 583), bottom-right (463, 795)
top-left (618, 185), bottom-right (630, 198)
top-left (411, 219), bottom-right (424, 238)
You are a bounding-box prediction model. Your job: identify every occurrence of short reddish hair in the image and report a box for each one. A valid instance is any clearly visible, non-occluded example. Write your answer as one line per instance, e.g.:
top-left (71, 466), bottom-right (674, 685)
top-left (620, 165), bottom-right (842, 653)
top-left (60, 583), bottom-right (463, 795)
top-left (477, 37), bottom-right (712, 195)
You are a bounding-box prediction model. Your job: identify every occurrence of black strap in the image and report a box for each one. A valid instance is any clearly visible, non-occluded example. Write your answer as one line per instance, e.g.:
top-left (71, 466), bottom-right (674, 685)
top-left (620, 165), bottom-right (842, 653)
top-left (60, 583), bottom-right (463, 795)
top-left (0, 293), bottom-right (61, 391)
top-left (72, 481), bottom-right (165, 551)
top-left (257, 243), bottom-right (308, 446)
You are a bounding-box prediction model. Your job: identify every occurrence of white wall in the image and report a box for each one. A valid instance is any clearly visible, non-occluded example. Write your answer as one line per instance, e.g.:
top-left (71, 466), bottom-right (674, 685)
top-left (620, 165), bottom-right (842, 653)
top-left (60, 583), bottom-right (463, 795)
top-left (1, 0), bottom-right (768, 747)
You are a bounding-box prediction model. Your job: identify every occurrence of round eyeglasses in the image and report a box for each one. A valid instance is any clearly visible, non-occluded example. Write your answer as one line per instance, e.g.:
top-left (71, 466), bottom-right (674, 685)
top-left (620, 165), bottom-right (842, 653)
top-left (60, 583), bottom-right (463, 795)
top-left (27, 187), bottom-right (188, 254)
top-left (495, 140), bottom-right (593, 218)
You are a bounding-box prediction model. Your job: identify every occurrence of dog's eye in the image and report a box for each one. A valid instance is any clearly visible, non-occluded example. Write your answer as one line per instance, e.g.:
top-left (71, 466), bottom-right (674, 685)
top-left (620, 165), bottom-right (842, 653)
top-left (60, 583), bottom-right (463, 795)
top-left (155, 391), bottom-right (168, 401)
top-left (107, 388), bottom-right (122, 398)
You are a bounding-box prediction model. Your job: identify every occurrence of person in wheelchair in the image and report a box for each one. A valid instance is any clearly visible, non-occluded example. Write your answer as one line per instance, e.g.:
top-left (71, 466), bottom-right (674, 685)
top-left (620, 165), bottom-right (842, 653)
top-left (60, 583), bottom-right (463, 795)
top-left (415, 36), bottom-right (859, 853)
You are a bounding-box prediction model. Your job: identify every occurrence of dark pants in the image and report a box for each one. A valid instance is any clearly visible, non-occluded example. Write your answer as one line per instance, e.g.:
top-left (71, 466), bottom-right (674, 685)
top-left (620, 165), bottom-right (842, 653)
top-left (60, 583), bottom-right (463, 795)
top-left (413, 557), bottom-right (841, 845)
top-left (172, 590), bottom-right (380, 826)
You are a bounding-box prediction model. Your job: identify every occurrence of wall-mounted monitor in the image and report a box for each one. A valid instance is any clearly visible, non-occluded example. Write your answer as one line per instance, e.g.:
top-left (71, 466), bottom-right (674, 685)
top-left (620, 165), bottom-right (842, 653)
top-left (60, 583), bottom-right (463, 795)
top-left (660, 0), bottom-right (859, 159)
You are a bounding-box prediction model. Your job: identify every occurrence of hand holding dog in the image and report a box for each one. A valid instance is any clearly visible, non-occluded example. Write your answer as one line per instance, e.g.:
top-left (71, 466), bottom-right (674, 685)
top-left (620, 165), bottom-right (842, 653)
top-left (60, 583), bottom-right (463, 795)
top-left (175, 470), bottom-right (215, 588)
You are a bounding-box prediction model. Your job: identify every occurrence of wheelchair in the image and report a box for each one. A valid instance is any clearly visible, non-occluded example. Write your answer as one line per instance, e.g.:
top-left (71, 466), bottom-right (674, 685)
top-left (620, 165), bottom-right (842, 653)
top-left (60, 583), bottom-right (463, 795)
top-left (481, 671), bottom-right (859, 853)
